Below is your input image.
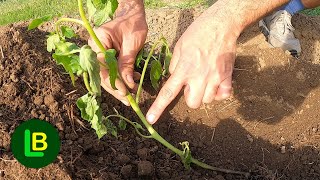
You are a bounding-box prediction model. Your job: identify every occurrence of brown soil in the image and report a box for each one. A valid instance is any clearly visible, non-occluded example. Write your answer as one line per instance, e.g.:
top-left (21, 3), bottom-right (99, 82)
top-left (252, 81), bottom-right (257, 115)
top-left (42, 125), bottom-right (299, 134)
top-left (1, 8), bottom-right (320, 180)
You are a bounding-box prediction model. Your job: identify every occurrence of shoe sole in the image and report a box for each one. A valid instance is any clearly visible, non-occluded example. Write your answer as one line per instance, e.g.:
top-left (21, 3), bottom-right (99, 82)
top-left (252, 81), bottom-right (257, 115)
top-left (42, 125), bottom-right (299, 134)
top-left (258, 20), bottom-right (299, 58)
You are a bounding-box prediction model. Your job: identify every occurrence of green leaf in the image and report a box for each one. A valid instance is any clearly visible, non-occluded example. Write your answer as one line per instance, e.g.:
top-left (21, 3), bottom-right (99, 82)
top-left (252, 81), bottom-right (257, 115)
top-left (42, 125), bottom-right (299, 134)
top-left (118, 118), bottom-right (127, 130)
top-left (180, 141), bottom-right (192, 169)
top-left (28, 15), bottom-right (53, 30)
top-left (150, 60), bottom-right (162, 90)
top-left (93, 5), bottom-right (111, 26)
top-left (87, 0), bottom-right (97, 21)
top-left (55, 41), bottom-right (80, 55)
top-left (93, 0), bottom-right (118, 26)
top-left (70, 55), bottom-right (84, 76)
top-left (76, 93), bottom-right (107, 138)
top-left (61, 26), bottom-right (77, 38)
top-left (108, 0), bottom-right (118, 17)
top-left (105, 49), bottom-right (118, 90)
top-left (135, 49), bottom-right (144, 68)
top-left (92, 0), bottom-right (107, 9)
top-left (52, 54), bottom-right (76, 85)
top-left (163, 47), bottom-right (172, 76)
top-left (105, 118), bottom-right (118, 138)
top-left (47, 33), bottom-right (60, 52)
top-left (132, 122), bottom-right (145, 132)
top-left (80, 45), bottom-right (101, 96)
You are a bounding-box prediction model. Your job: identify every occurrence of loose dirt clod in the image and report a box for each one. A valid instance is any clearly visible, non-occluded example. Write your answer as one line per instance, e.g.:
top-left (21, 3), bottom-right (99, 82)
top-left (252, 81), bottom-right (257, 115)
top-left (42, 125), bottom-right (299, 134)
top-left (138, 161), bottom-right (154, 176)
top-left (117, 154), bottom-right (130, 165)
top-left (120, 165), bottom-right (132, 178)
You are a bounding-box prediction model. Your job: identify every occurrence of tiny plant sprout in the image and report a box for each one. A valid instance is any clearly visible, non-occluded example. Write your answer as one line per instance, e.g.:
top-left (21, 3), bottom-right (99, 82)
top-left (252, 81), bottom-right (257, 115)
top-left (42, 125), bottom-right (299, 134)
top-left (29, 0), bottom-right (249, 177)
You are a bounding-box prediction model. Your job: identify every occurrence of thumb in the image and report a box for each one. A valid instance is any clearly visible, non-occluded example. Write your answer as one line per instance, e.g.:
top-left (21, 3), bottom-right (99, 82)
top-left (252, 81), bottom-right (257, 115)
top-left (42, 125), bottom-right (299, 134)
top-left (118, 41), bottom-right (139, 90)
top-left (146, 74), bottom-right (184, 124)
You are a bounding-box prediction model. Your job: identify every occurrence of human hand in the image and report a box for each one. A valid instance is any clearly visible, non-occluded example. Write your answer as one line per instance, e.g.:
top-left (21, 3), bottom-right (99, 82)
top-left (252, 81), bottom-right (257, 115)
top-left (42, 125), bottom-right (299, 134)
top-left (146, 5), bottom-right (242, 124)
top-left (89, 0), bottom-right (147, 105)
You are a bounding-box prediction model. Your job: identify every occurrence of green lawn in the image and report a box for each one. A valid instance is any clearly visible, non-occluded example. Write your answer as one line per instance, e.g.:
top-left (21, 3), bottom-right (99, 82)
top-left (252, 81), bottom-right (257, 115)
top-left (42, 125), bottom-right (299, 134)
top-left (0, 0), bottom-right (207, 26)
top-left (0, 0), bottom-right (319, 26)
top-left (0, 0), bottom-right (78, 25)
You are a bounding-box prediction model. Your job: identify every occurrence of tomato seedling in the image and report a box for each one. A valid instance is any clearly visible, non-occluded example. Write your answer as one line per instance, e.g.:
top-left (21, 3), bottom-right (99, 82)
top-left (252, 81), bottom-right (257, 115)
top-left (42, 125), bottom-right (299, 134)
top-left (29, 0), bottom-right (249, 177)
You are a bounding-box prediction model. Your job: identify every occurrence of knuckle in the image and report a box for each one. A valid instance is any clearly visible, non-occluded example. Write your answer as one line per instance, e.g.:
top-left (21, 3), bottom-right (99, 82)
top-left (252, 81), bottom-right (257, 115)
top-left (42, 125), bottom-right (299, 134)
top-left (159, 87), bottom-right (174, 101)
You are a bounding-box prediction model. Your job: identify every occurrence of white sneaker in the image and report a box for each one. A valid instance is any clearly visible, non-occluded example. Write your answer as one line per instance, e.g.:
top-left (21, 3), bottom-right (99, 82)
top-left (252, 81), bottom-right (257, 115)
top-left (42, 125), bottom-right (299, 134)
top-left (259, 10), bottom-right (301, 57)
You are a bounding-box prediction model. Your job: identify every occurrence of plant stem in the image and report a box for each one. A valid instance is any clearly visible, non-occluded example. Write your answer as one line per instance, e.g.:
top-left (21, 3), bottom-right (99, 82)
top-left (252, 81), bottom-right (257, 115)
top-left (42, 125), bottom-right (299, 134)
top-left (127, 94), bottom-right (183, 156)
top-left (191, 158), bottom-right (250, 177)
top-left (106, 114), bottom-right (152, 139)
top-left (127, 94), bottom-right (249, 177)
top-left (77, 0), bottom-right (106, 53)
top-left (76, 0), bottom-right (249, 177)
top-left (55, 18), bottom-right (84, 34)
top-left (135, 41), bottom-right (162, 103)
top-left (83, 72), bottom-right (92, 93)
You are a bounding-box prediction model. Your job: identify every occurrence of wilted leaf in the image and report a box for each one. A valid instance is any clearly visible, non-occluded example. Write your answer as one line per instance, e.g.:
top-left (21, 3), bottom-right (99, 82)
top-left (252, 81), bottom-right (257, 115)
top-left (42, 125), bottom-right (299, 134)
top-left (118, 118), bottom-right (127, 130)
top-left (52, 54), bottom-right (76, 85)
top-left (105, 49), bottom-right (118, 90)
top-left (150, 60), bottom-right (162, 89)
top-left (47, 33), bottom-right (60, 52)
top-left (28, 15), bottom-right (53, 30)
top-left (105, 118), bottom-right (118, 138)
top-left (70, 55), bottom-right (84, 76)
top-left (180, 141), bottom-right (192, 169)
top-left (61, 26), bottom-right (77, 38)
top-left (80, 45), bottom-right (101, 96)
top-left (76, 93), bottom-right (107, 138)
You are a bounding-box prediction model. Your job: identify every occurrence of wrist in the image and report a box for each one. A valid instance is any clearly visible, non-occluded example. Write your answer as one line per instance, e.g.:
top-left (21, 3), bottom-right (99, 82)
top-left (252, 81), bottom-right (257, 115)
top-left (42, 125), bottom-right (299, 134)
top-left (115, 0), bottom-right (145, 18)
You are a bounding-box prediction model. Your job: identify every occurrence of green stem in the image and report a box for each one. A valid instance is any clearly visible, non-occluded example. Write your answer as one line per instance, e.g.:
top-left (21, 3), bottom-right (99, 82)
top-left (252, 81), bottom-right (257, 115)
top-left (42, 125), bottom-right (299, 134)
top-left (127, 94), bottom-right (183, 156)
top-left (135, 40), bottom-right (162, 103)
top-left (77, 0), bottom-right (106, 53)
top-left (55, 17), bottom-right (84, 34)
top-left (83, 72), bottom-right (92, 93)
top-left (191, 158), bottom-right (250, 177)
top-left (127, 94), bottom-right (249, 177)
top-left (106, 114), bottom-right (152, 139)
top-left (75, 1), bottom-right (248, 176)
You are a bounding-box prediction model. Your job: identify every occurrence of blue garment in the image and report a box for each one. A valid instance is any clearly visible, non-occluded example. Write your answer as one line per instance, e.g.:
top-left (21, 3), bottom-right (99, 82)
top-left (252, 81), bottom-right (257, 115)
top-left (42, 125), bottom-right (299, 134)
top-left (282, 0), bottom-right (305, 15)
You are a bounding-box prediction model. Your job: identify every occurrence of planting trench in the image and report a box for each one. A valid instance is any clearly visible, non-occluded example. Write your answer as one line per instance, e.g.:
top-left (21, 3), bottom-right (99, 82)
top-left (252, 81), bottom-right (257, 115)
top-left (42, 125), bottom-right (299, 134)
top-left (0, 8), bottom-right (320, 180)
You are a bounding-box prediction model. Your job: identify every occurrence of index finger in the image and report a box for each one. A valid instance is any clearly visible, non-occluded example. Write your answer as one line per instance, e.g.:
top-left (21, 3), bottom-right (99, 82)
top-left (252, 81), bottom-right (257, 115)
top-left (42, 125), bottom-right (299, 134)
top-left (146, 74), bottom-right (185, 124)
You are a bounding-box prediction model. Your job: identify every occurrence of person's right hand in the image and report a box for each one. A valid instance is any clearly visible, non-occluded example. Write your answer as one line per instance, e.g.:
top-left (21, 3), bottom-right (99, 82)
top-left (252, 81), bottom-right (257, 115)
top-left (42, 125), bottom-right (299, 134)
top-left (88, 0), bottom-right (147, 106)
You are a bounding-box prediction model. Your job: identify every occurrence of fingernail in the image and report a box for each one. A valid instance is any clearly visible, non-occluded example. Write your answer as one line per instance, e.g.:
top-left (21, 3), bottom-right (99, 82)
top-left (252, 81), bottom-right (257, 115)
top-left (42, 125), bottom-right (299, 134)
top-left (116, 90), bottom-right (126, 97)
top-left (221, 93), bottom-right (230, 99)
top-left (147, 114), bottom-right (156, 124)
top-left (126, 75), bottom-right (134, 83)
top-left (121, 100), bottom-right (129, 106)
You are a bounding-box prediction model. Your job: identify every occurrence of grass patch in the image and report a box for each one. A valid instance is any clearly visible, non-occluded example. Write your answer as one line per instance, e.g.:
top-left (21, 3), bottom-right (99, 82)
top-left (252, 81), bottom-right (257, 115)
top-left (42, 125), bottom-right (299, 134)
top-left (0, 0), bottom-right (208, 25)
top-left (0, 0), bottom-right (319, 26)
top-left (0, 0), bottom-right (78, 25)
top-left (302, 7), bottom-right (320, 16)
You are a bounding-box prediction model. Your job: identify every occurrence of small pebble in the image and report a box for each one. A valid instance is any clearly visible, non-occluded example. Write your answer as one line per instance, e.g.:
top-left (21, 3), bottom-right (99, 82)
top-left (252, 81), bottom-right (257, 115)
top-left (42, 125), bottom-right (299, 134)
top-left (246, 134), bottom-right (253, 143)
top-left (281, 146), bottom-right (286, 154)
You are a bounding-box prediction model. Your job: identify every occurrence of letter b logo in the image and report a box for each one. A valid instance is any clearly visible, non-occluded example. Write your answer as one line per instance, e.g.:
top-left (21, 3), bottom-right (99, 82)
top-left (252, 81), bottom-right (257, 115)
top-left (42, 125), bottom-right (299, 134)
top-left (24, 130), bottom-right (48, 157)
top-left (11, 119), bottom-right (60, 168)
